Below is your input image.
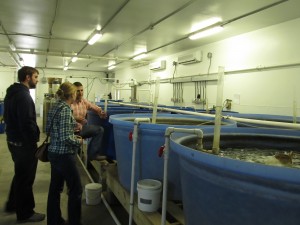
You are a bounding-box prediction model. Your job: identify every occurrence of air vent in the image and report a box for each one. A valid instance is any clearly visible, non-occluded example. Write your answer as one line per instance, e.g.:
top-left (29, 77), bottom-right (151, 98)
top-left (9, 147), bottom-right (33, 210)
top-left (149, 60), bottom-right (166, 71)
top-left (178, 51), bottom-right (202, 65)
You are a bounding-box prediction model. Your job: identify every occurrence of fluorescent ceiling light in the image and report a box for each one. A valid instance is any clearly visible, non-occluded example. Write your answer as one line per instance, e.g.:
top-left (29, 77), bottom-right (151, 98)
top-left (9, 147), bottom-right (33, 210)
top-left (191, 17), bottom-right (222, 32)
top-left (22, 54), bottom-right (36, 67)
top-left (189, 26), bottom-right (223, 40)
top-left (9, 41), bottom-right (16, 51)
top-left (71, 56), bottom-right (78, 62)
top-left (108, 65), bottom-right (116, 70)
top-left (88, 31), bottom-right (102, 45)
top-left (133, 53), bottom-right (147, 60)
top-left (63, 66), bottom-right (68, 71)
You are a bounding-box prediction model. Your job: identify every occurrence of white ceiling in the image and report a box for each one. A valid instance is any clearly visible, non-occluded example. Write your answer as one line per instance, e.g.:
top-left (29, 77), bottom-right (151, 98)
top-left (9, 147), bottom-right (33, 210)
top-left (0, 0), bottom-right (299, 73)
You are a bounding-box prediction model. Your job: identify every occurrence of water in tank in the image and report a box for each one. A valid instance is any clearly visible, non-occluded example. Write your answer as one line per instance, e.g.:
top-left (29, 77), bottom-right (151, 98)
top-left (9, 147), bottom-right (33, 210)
top-left (170, 127), bottom-right (300, 225)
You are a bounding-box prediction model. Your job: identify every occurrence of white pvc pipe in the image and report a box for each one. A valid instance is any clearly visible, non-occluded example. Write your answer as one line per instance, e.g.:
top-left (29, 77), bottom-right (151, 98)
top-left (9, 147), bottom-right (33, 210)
top-left (161, 127), bottom-right (204, 225)
top-left (293, 100), bottom-right (297, 124)
top-left (108, 101), bottom-right (215, 118)
top-left (293, 88), bottom-right (297, 124)
top-left (76, 154), bottom-right (121, 225)
top-left (225, 116), bottom-right (300, 129)
top-left (104, 83), bottom-right (109, 112)
top-left (128, 118), bottom-right (151, 225)
top-left (152, 77), bottom-right (160, 124)
top-left (212, 66), bottom-right (225, 154)
top-left (110, 101), bottom-right (300, 130)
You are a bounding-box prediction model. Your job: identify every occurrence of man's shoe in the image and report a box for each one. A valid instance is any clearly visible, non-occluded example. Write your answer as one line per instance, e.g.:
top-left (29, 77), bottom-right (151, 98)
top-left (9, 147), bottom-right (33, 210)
top-left (17, 212), bottom-right (46, 223)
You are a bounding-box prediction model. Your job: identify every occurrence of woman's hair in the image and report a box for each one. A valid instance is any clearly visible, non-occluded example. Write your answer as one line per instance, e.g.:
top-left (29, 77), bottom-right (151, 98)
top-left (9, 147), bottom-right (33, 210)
top-left (18, 66), bottom-right (39, 82)
top-left (56, 82), bottom-right (76, 101)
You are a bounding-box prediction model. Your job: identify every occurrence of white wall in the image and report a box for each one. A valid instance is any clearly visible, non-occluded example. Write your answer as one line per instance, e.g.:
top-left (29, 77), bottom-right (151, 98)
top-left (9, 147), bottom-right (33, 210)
top-left (0, 68), bottom-right (109, 116)
top-left (0, 67), bottom-right (17, 100)
top-left (35, 69), bottom-right (110, 115)
top-left (114, 17), bottom-right (300, 116)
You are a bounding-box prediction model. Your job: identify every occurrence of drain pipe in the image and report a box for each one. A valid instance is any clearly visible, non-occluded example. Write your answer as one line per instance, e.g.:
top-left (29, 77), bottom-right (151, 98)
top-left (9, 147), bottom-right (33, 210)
top-left (76, 154), bottom-right (121, 225)
top-left (129, 118), bottom-right (151, 225)
top-left (161, 127), bottom-right (204, 225)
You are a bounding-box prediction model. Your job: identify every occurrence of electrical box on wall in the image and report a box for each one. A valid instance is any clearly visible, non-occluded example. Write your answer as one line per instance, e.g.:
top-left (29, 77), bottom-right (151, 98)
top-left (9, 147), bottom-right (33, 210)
top-left (149, 60), bottom-right (166, 71)
top-left (178, 51), bottom-right (202, 65)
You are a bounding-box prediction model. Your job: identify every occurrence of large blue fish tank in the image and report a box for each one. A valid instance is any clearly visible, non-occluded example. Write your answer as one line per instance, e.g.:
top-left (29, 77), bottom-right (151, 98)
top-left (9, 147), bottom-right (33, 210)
top-left (109, 113), bottom-right (236, 200)
top-left (87, 107), bottom-right (153, 159)
top-left (171, 127), bottom-right (300, 225)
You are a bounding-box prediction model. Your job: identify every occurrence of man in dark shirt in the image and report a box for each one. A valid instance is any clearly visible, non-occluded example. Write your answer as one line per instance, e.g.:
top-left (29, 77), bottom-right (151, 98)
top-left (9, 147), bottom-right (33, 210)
top-left (4, 66), bottom-right (45, 223)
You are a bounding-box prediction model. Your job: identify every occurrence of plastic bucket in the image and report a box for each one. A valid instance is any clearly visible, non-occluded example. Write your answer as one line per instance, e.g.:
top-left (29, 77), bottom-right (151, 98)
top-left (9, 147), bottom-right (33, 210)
top-left (0, 120), bottom-right (5, 134)
top-left (85, 183), bottom-right (102, 205)
top-left (137, 179), bottom-right (162, 212)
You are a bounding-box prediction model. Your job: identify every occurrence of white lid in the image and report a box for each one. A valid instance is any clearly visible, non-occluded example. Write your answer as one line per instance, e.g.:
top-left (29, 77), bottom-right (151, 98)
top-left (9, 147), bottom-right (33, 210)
top-left (85, 183), bottom-right (102, 190)
top-left (137, 179), bottom-right (162, 190)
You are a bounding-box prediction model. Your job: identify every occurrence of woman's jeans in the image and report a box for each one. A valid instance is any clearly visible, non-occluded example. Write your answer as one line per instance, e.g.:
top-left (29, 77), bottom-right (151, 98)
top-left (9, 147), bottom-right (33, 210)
top-left (47, 153), bottom-right (82, 225)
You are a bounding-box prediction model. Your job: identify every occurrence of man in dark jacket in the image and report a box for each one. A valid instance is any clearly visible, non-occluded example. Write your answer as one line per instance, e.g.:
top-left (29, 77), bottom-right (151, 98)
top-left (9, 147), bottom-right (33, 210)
top-left (4, 66), bottom-right (45, 223)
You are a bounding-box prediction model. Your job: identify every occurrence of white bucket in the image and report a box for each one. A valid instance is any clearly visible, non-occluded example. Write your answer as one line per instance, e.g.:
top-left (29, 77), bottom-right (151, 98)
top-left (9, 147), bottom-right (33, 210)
top-left (137, 179), bottom-right (162, 212)
top-left (85, 183), bottom-right (102, 205)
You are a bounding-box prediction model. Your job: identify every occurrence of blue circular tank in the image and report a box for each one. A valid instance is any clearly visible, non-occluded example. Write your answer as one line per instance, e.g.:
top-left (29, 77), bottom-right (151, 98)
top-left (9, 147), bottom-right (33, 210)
top-left (109, 113), bottom-right (237, 200)
top-left (171, 127), bottom-right (300, 225)
top-left (87, 107), bottom-right (153, 159)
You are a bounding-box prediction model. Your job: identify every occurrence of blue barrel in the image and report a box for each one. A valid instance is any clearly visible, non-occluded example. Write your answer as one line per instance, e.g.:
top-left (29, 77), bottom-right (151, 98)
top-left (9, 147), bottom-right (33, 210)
top-left (0, 101), bottom-right (4, 116)
top-left (0, 119), bottom-right (5, 134)
top-left (109, 113), bottom-right (237, 200)
top-left (87, 108), bottom-right (153, 159)
top-left (171, 127), bottom-right (300, 225)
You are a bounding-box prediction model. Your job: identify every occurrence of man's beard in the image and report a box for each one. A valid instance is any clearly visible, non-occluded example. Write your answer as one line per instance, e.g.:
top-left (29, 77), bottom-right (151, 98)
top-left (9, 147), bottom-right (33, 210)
top-left (28, 79), bottom-right (36, 89)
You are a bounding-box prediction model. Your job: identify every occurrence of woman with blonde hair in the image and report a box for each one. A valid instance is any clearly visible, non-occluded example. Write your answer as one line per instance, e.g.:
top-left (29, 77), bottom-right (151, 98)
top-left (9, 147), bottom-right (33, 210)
top-left (46, 82), bottom-right (83, 225)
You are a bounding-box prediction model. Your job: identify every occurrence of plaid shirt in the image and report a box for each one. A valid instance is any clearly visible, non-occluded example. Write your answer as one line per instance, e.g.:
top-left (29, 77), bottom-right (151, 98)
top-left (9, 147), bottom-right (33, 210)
top-left (71, 98), bottom-right (102, 130)
top-left (46, 100), bottom-right (81, 154)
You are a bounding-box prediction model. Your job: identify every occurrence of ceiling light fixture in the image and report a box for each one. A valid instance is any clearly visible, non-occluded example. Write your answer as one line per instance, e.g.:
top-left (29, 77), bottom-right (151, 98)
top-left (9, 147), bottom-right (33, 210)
top-left (191, 17), bottom-right (222, 32)
top-left (108, 65), bottom-right (116, 70)
top-left (9, 41), bottom-right (16, 51)
top-left (133, 53), bottom-right (147, 60)
top-left (189, 17), bottom-right (223, 40)
top-left (189, 24), bottom-right (223, 40)
top-left (88, 31), bottom-right (103, 45)
top-left (63, 66), bottom-right (68, 71)
top-left (71, 56), bottom-right (78, 62)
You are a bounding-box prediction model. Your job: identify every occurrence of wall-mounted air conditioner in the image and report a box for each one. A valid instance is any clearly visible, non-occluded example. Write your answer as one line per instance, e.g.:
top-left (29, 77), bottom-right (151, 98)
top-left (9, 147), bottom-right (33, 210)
top-left (178, 51), bottom-right (202, 65)
top-left (149, 60), bottom-right (166, 71)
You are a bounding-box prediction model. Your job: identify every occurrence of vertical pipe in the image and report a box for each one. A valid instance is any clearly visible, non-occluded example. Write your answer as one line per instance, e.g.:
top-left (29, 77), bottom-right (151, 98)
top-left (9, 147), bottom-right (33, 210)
top-left (128, 124), bottom-right (138, 225)
top-left (128, 118), bottom-right (150, 225)
top-left (293, 100), bottom-right (297, 124)
top-left (104, 83), bottom-right (109, 112)
top-left (161, 128), bottom-right (204, 225)
top-left (76, 154), bottom-right (122, 225)
top-left (152, 77), bottom-right (160, 124)
top-left (161, 134), bottom-right (170, 225)
top-left (212, 66), bottom-right (225, 154)
top-left (293, 87), bottom-right (297, 124)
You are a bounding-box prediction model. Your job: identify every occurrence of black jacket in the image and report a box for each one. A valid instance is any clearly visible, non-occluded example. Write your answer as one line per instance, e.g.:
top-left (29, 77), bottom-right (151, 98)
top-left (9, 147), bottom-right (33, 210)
top-left (4, 83), bottom-right (40, 144)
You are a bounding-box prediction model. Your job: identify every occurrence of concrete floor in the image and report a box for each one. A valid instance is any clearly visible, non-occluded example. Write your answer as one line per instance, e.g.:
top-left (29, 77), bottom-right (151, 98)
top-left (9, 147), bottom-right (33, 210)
top-left (0, 117), bottom-right (129, 225)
